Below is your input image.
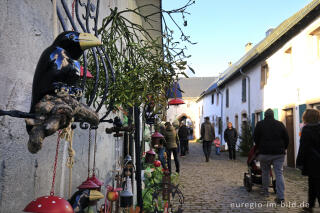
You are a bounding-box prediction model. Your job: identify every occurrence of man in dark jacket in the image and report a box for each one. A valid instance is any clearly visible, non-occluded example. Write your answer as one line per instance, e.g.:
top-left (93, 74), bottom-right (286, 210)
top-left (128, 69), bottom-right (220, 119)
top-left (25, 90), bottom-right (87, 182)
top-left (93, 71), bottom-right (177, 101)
top-left (224, 122), bottom-right (238, 160)
top-left (253, 109), bottom-right (289, 204)
top-left (178, 121), bottom-right (189, 156)
top-left (200, 117), bottom-right (215, 162)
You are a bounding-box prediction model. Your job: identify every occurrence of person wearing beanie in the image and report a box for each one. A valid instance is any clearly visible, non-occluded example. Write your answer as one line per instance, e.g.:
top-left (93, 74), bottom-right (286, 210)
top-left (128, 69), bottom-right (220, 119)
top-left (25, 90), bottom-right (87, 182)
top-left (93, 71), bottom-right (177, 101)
top-left (253, 108), bottom-right (289, 204)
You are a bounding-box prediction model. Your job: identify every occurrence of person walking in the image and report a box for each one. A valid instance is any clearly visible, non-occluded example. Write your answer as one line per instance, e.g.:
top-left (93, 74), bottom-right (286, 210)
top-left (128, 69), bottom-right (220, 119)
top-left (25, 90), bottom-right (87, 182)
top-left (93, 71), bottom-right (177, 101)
top-left (214, 137), bottom-right (221, 155)
top-left (163, 122), bottom-right (180, 174)
top-left (200, 116), bottom-right (215, 162)
top-left (253, 109), bottom-right (289, 204)
top-left (178, 121), bottom-right (189, 156)
top-left (296, 109), bottom-right (320, 213)
top-left (224, 122), bottom-right (238, 160)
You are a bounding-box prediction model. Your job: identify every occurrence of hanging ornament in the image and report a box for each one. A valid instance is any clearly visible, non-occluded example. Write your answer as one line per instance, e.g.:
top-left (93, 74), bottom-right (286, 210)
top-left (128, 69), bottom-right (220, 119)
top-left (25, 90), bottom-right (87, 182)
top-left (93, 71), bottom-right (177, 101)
top-left (24, 132), bottom-right (73, 213)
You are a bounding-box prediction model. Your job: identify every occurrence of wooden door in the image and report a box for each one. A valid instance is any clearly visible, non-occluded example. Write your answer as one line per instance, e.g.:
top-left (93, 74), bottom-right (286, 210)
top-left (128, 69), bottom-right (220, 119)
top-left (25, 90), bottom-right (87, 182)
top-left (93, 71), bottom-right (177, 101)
top-left (285, 109), bottom-right (295, 167)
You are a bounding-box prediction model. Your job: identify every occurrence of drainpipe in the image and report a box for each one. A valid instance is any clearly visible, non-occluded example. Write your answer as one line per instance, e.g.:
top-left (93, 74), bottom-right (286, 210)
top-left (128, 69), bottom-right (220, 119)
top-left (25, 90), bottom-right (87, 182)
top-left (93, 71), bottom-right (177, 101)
top-left (216, 88), bottom-right (223, 144)
top-left (240, 69), bottom-right (250, 121)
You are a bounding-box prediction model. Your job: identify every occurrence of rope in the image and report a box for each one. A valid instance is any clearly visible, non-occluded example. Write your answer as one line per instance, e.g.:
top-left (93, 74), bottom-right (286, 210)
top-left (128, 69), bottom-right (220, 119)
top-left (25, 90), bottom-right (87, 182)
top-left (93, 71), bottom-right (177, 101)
top-left (50, 130), bottom-right (62, 196)
top-left (60, 120), bottom-right (75, 198)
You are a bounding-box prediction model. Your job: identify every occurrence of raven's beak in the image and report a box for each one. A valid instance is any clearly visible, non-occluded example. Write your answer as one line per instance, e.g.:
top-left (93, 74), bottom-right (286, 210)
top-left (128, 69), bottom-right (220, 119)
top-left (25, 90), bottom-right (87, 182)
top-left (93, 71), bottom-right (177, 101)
top-left (89, 190), bottom-right (104, 201)
top-left (79, 33), bottom-right (102, 50)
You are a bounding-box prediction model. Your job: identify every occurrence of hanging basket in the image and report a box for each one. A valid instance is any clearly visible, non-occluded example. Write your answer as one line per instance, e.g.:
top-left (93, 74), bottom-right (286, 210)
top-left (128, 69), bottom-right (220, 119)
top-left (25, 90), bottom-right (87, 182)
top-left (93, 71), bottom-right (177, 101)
top-left (23, 195), bottom-right (73, 213)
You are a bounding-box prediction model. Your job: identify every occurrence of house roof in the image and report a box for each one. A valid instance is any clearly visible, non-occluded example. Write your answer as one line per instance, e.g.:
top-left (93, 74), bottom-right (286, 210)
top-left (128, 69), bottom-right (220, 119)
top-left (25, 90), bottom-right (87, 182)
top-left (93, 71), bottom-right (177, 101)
top-left (178, 77), bottom-right (217, 98)
top-left (199, 0), bottom-right (320, 99)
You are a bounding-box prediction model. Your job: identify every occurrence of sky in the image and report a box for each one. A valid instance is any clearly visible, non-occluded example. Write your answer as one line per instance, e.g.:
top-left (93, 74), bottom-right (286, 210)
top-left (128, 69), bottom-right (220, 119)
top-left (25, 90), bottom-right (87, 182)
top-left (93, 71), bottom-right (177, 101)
top-left (162, 0), bottom-right (312, 77)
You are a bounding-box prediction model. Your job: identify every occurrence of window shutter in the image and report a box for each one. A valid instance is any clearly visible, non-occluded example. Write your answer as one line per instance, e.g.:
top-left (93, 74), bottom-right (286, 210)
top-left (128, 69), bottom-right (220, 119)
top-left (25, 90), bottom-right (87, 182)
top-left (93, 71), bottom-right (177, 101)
top-left (242, 78), bottom-right (246, 102)
top-left (273, 108), bottom-right (278, 120)
top-left (251, 113), bottom-right (255, 132)
top-left (299, 104), bottom-right (307, 123)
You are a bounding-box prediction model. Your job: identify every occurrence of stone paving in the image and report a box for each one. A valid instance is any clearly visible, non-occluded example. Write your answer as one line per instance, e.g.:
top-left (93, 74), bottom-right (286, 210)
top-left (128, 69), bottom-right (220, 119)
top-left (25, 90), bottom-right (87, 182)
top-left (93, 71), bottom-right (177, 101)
top-left (171, 142), bottom-right (320, 213)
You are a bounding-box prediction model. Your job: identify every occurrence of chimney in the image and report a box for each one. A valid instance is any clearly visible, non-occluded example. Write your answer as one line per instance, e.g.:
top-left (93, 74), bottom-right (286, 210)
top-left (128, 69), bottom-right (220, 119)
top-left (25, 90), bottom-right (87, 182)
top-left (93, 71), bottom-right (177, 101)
top-left (245, 42), bottom-right (252, 53)
top-left (266, 28), bottom-right (274, 37)
top-left (228, 62), bottom-right (232, 66)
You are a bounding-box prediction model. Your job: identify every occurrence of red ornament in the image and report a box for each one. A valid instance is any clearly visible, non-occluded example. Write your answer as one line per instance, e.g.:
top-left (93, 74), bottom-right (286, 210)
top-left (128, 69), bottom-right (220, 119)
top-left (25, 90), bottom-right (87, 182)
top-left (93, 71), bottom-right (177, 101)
top-left (168, 98), bottom-right (185, 105)
top-left (154, 160), bottom-right (161, 167)
top-left (77, 177), bottom-right (100, 189)
top-left (89, 174), bottom-right (103, 188)
top-left (80, 66), bottom-right (93, 78)
top-left (23, 195), bottom-right (73, 213)
top-left (106, 185), bottom-right (122, 202)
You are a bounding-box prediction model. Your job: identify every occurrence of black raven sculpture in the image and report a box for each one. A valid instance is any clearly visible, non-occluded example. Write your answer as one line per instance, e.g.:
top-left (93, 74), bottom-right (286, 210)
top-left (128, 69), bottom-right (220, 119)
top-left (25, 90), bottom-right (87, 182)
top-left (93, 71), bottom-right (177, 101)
top-left (30, 31), bottom-right (100, 114)
top-left (25, 31), bottom-right (101, 153)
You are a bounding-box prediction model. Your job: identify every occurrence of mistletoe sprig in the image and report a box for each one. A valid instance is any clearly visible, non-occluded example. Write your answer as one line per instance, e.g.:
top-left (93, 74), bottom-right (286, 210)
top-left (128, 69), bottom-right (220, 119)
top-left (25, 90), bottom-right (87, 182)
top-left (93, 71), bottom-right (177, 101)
top-left (85, 1), bottom-right (195, 114)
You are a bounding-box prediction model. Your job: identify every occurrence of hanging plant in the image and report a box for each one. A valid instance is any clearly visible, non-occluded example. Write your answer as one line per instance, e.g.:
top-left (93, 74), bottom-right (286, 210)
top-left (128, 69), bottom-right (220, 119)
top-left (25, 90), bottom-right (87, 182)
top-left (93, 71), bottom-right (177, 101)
top-left (84, 1), bottom-right (195, 114)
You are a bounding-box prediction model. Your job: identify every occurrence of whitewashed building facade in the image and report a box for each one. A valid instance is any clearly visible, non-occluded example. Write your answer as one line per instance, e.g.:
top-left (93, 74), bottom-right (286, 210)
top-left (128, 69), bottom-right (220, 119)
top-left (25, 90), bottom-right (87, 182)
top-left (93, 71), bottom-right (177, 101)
top-left (198, 0), bottom-right (320, 167)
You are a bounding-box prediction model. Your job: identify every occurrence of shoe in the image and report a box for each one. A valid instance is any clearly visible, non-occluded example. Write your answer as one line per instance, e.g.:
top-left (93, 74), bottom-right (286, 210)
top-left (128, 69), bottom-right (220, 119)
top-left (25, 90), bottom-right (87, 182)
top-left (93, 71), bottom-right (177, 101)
top-left (274, 198), bottom-right (284, 204)
top-left (302, 207), bottom-right (313, 212)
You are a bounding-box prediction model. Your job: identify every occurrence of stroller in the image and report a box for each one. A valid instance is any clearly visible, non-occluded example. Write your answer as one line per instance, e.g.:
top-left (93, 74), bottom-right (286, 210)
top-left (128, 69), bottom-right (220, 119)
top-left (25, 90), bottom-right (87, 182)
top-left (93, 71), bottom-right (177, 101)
top-left (243, 145), bottom-right (277, 193)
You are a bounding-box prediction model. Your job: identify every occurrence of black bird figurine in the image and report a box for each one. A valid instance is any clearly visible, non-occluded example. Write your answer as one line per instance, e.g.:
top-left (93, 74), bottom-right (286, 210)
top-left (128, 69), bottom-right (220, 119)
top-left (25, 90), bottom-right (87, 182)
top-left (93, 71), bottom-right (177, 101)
top-left (25, 31), bottom-right (101, 153)
top-left (30, 31), bottom-right (101, 114)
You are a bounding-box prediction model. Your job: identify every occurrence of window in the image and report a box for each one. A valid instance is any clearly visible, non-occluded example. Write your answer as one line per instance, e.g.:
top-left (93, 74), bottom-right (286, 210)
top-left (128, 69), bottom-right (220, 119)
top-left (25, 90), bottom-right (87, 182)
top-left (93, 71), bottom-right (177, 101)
top-left (310, 26), bottom-right (320, 58)
top-left (211, 93), bottom-right (214, 104)
top-left (235, 115), bottom-right (239, 131)
top-left (226, 116), bottom-right (229, 124)
top-left (226, 89), bottom-right (229, 107)
top-left (242, 78), bottom-right (246, 102)
top-left (261, 63), bottom-right (269, 88)
top-left (216, 93), bottom-right (219, 105)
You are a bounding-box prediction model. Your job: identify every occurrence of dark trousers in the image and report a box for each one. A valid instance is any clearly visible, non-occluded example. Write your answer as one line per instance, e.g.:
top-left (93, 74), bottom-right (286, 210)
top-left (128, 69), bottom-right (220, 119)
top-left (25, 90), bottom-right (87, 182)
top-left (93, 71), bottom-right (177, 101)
top-left (228, 143), bottom-right (236, 159)
top-left (180, 139), bottom-right (188, 156)
top-left (203, 141), bottom-right (212, 160)
top-left (186, 140), bottom-right (189, 153)
top-left (308, 176), bottom-right (320, 207)
top-left (166, 148), bottom-right (180, 173)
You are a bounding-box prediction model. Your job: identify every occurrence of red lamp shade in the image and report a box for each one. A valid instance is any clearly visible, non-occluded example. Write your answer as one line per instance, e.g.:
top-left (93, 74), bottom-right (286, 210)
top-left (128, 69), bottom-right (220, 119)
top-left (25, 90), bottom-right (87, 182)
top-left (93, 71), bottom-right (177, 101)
top-left (23, 195), bottom-right (73, 213)
top-left (168, 98), bottom-right (185, 105)
top-left (77, 177), bottom-right (99, 189)
top-left (151, 131), bottom-right (164, 139)
top-left (89, 174), bottom-right (104, 187)
top-left (146, 149), bottom-right (156, 155)
top-left (80, 66), bottom-right (93, 78)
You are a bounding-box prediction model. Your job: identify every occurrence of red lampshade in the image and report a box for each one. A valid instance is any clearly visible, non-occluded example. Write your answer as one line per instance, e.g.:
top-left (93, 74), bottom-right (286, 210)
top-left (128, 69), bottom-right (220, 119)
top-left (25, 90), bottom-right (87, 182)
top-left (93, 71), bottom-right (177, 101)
top-left (168, 98), bottom-right (185, 105)
top-left (151, 131), bottom-right (164, 139)
top-left (146, 149), bottom-right (156, 155)
top-left (23, 195), bottom-right (73, 213)
top-left (77, 177), bottom-right (99, 189)
top-left (89, 174), bottom-right (103, 187)
top-left (80, 66), bottom-right (93, 78)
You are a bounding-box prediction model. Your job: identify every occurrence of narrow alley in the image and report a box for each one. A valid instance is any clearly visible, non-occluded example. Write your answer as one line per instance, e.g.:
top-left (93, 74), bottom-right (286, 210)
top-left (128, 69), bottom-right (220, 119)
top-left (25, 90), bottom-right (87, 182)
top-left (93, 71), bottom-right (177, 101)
top-left (176, 142), bottom-right (318, 213)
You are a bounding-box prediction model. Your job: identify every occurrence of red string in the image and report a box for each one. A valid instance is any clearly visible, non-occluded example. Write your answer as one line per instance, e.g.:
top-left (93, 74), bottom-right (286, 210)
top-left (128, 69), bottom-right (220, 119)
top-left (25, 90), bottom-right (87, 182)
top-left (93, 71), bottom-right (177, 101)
top-left (50, 130), bottom-right (62, 196)
top-left (72, 0), bottom-right (75, 31)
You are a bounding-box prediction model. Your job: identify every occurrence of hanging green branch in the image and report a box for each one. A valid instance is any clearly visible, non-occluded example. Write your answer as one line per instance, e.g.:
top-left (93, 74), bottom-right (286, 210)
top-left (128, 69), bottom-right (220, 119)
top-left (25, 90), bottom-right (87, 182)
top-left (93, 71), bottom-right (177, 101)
top-left (85, 1), bottom-right (195, 113)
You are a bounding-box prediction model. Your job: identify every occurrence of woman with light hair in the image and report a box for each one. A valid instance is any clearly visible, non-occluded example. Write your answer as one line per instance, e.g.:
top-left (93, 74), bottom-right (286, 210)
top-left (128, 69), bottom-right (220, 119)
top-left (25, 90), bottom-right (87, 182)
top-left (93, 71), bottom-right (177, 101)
top-left (297, 109), bottom-right (320, 212)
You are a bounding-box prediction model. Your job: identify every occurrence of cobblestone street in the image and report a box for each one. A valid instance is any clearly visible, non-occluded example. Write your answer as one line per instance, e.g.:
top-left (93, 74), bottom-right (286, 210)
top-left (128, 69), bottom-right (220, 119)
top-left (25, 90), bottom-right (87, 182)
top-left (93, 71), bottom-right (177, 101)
top-left (174, 142), bottom-right (320, 213)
